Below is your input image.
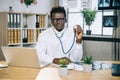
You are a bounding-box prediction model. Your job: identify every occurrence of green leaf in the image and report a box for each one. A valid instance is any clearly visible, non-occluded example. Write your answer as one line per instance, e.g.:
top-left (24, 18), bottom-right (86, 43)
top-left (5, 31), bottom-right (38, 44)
top-left (83, 56), bottom-right (93, 64)
top-left (81, 8), bottom-right (96, 27)
top-left (24, 0), bottom-right (34, 5)
top-left (59, 59), bottom-right (67, 67)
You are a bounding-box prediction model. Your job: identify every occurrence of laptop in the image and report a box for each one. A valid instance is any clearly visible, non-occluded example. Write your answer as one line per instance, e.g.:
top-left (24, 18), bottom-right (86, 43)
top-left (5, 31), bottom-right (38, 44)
top-left (1, 46), bottom-right (49, 68)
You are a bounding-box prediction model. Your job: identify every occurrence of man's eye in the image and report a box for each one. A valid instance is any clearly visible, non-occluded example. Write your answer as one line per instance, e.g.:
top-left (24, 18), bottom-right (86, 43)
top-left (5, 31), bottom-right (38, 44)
top-left (52, 18), bottom-right (65, 22)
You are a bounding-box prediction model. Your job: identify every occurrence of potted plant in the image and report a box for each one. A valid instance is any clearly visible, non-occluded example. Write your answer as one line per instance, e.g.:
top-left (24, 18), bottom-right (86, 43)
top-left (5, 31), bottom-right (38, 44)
top-left (83, 56), bottom-right (93, 72)
top-left (81, 8), bottom-right (96, 35)
top-left (59, 58), bottom-right (68, 76)
top-left (24, 0), bottom-right (34, 7)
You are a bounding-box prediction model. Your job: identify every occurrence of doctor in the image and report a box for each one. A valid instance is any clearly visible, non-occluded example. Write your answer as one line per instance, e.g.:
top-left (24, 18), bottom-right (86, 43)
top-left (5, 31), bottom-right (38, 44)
top-left (35, 6), bottom-right (83, 64)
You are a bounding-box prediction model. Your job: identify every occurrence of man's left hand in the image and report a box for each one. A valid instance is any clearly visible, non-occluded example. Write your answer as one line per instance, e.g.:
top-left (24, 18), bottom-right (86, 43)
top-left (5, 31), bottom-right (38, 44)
top-left (74, 25), bottom-right (83, 43)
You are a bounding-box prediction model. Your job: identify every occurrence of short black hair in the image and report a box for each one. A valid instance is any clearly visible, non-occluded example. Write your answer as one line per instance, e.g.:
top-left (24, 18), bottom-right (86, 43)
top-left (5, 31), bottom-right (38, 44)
top-left (50, 6), bottom-right (66, 18)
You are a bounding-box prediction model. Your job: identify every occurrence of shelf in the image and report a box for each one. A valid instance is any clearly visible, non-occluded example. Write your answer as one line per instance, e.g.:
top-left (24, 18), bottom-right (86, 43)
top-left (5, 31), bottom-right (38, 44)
top-left (0, 12), bottom-right (48, 47)
top-left (83, 35), bottom-right (120, 42)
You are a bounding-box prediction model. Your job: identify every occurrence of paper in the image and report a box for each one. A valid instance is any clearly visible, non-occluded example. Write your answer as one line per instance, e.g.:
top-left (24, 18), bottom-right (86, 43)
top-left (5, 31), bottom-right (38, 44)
top-left (36, 67), bottom-right (61, 80)
top-left (40, 62), bottom-right (50, 68)
top-left (35, 63), bottom-right (83, 80)
top-left (51, 63), bottom-right (83, 71)
top-left (0, 63), bottom-right (7, 68)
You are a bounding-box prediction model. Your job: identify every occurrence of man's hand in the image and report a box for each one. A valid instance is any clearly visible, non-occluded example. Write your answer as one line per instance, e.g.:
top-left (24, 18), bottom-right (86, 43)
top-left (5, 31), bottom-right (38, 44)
top-left (53, 57), bottom-right (71, 64)
top-left (62, 57), bottom-right (71, 64)
top-left (74, 25), bottom-right (83, 43)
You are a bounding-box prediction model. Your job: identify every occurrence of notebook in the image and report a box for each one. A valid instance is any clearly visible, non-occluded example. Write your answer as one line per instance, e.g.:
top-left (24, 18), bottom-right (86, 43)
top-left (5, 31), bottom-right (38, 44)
top-left (0, 63), bottom-right (7, 68)
top-left (1, 46), bottom-right (49, 68)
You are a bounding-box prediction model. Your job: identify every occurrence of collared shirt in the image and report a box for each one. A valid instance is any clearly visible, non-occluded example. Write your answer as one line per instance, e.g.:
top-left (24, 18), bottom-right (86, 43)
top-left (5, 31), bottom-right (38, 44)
top-left (52, 26), bottom-right (66, 37)
top-left (35, 27), bottom-right (83, 64)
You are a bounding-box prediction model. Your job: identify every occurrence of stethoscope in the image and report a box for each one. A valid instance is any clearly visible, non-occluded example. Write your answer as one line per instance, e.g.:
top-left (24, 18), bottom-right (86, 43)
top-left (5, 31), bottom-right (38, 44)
top-left (54, 29), bottom-right (76, 54)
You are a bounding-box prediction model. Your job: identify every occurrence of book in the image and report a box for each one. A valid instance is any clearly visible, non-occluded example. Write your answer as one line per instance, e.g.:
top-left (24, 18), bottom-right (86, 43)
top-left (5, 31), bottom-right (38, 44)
top-left (22, 29), bottom-right (28, 43)
top-left (14, 29), bottom-right (18, 43)
top-left (17, 29), bottom-right (21, 43)
top-left (36, 15), bottom-right (39, 28)
top-left (8, 29), bottom-right (11, 44)
top-left (27, 29), bottom-right (31, 42)
top-left (31, 29), bottom-right (34, 42)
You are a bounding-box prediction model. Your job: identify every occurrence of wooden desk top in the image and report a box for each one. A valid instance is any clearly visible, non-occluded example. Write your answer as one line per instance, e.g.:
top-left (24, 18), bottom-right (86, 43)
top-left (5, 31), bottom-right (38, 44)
top-left (0, 61), bottom-right (120, 80)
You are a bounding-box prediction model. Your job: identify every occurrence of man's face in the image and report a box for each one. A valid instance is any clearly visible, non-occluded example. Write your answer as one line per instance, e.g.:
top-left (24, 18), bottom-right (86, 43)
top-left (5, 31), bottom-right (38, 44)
top-left (51, 12), bottom-right (66, 32)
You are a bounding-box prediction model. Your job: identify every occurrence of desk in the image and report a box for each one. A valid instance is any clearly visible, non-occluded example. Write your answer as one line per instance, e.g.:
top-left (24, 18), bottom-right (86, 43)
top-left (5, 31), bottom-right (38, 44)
top-left (0, 61), bottom-right (120, 80)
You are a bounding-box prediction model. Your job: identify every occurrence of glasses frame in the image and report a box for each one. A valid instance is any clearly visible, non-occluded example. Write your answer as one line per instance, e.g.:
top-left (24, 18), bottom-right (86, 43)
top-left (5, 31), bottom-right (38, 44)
top-left (51, 18), bottom-right (66, 23)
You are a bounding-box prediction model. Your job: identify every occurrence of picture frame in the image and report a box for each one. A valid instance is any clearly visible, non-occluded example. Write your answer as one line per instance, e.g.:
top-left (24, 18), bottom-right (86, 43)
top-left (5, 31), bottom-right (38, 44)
top-left (103, 15), bottom-right (117, 27)
top-left (98, 0), bottom-right (120, 10)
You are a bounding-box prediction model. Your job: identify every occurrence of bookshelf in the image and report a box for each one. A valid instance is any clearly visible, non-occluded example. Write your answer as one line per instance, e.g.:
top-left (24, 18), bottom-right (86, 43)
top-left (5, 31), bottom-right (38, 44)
top-left (0, 12), bottom-right (48, 47)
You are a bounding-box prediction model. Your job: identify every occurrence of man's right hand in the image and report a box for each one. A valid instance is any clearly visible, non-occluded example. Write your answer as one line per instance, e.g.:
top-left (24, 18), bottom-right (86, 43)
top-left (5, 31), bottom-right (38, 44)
top-left (53, 58), bottom-right (60, 64)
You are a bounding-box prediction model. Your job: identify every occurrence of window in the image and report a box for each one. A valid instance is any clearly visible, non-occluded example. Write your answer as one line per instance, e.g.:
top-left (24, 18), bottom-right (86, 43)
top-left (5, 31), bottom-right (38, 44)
top-left (65, 0), bottom-right (115, 36)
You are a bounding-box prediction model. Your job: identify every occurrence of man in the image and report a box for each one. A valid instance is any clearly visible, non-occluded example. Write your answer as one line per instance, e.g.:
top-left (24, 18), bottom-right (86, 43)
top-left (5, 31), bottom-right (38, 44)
top-left (35, 6), bottom-right (83, 64)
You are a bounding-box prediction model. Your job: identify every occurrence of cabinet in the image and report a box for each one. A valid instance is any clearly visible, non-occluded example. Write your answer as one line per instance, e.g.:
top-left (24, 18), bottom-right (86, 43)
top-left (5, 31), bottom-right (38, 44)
top-left (0, 12), bottom-right (48, 47)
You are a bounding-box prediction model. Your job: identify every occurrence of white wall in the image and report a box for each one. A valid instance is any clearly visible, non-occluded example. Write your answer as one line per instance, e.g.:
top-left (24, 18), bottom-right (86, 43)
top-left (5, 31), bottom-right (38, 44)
top-left (83, 41), bottom-right (112, 61)
top-left (0, 0), bottom-right (53, 14)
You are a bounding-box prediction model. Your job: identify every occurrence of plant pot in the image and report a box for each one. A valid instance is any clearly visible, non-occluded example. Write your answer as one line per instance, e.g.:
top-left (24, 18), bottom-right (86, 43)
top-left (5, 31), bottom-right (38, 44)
top-left (111, 64), bottom-right (120, 76)
top-left (59, 67), bottom-right (68, 76)
top-left (86, 30), bottom-right (91, 35)
top-left (83, 64), bottom-right (92, 72)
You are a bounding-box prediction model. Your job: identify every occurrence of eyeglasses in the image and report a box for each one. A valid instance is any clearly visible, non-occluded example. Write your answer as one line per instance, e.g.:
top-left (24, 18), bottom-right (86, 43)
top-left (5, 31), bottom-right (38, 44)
top-left (52, 18), bottom-right (65, 23)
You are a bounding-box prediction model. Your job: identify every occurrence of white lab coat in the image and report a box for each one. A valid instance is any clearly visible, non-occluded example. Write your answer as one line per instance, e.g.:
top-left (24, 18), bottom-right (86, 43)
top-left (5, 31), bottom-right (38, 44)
top-left (35, 27), bottom-right (83, 63)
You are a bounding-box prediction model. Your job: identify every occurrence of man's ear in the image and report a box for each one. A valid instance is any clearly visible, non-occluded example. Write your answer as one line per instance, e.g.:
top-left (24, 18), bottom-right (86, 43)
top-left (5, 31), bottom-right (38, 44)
top-left (65, 18), bottom-right (67, 22)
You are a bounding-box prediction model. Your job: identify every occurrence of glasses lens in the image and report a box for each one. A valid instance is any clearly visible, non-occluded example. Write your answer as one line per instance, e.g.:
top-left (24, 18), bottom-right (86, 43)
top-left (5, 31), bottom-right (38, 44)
top-left (52, 18), bottom-right (65, 23)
